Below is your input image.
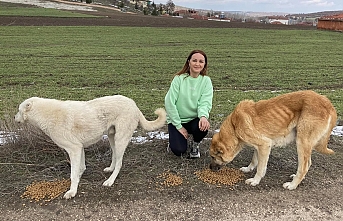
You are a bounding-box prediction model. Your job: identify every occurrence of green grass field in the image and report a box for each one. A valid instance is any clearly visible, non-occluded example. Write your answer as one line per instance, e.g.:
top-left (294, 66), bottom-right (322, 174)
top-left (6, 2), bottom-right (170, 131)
top-left (0, 25), bottom-right (342, 124)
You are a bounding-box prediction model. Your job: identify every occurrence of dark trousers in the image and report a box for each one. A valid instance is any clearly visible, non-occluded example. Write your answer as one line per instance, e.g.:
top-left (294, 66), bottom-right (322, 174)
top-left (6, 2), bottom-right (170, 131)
top-left (168, 118), bottom-right (208, 156)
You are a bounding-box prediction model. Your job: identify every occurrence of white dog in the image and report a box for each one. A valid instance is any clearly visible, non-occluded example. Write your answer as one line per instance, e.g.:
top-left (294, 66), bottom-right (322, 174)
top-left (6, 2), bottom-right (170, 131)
top-left (15, 95), bottom-right (166, 199)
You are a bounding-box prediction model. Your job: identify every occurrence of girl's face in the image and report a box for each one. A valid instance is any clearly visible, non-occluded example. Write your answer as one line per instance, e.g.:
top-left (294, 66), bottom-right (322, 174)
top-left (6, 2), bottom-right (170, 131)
top-left (188, 53), bottom-right (205, 77)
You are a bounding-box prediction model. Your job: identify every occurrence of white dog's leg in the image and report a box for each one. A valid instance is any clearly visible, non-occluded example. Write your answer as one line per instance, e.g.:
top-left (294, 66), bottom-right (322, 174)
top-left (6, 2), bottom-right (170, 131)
top-left (103, 132), bottom-right (132, 187)
top-left (61, 145), bottom-right (83, 199)
top-left (245, 145), bottom-right (271, 186)
top-left (240, 149), bottom-right (258, 172)
top-left (79, 148), bottom-right (86, 178)
top-left (104, 132), bottom-right (116, 173)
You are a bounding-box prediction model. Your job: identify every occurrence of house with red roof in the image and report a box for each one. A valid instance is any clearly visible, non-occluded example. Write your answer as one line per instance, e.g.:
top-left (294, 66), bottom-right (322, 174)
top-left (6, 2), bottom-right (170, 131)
top-left (317, 13), bottom-right (343, 31)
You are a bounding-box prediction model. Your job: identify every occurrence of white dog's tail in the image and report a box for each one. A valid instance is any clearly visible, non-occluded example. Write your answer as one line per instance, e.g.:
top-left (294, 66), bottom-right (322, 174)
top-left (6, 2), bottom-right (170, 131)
top-left (139, 108), bottom-right (167, 131)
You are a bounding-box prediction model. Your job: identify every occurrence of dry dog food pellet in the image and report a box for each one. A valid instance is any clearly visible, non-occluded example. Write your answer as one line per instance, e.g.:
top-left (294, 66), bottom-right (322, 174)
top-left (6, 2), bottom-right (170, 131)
top-left (194, 167), bottom-right (244, 186)
top-left (21, 179), bottom-right (71, 202)
top-left (157, 171), bottom-right (183, 187)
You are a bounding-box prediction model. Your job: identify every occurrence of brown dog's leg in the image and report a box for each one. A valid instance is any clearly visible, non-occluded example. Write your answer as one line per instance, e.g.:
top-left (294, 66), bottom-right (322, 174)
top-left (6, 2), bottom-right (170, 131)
top-left (284, 117), bottom-right (334, 190)
top-left (283, 140), bottom-right (312, 190)
top-left (245, 144), bottom-right (271, 186)
top-left (240, 149), bottom-right (258, 173)
top-left (283, 122), bottom-right (320, 190)
top-left (314, 132), bottom-right (334, 155)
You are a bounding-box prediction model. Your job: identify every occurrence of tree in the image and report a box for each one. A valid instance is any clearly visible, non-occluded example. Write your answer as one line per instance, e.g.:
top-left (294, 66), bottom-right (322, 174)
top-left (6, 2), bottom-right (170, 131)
top-left (159, 4), bottom-right (164, 15)
top-left (151, 2), bottom-right (158, 16)
top-left (119, 1), bottom-right (125, 8)
top-left (165, 0), bottom-right (175, 15)
top-left (143, 7), bottom-right (149, 15)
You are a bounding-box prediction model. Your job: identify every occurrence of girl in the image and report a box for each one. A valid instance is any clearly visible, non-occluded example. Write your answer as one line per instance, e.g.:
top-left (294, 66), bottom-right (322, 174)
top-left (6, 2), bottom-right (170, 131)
top-left (165, 49), bottom-right (213, 158)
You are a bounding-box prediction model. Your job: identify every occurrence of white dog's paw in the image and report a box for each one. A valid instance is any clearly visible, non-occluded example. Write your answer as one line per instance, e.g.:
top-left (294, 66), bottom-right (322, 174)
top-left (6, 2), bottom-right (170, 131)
top-left (63, 190), bottom-right (76, 199)
top-left (103, 167), bottom-right (114, 173)
top-left (102, 179), bottom-right (114, 187)
top-left (240, 166), bottom-right (254, 173)
top-left (283, 182), bottom-right (298, 190)
top-left (245, 178), bottom-right (260, 186)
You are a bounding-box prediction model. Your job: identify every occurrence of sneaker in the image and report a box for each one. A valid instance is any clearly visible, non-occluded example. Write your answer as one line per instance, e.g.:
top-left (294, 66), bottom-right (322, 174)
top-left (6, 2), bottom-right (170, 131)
top-left (189, 142), bottom-right (200, 158)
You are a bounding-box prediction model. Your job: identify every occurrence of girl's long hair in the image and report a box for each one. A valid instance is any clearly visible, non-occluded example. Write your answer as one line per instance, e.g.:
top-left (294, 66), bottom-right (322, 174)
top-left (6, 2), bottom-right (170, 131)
top-left (176, 49), bottom-right (208, 76)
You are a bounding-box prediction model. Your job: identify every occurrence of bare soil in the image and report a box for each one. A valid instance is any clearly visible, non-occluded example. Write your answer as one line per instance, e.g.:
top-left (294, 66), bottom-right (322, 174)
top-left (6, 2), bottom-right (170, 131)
top-left (0, 1), bottom-right (315, 29)
top-left (1, 129), bottom-right (343, 221)
top-left (0, 1), bottom-right (342, 221)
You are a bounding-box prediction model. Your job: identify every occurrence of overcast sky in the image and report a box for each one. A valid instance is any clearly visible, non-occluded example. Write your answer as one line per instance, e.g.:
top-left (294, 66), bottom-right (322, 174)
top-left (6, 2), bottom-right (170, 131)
top-left (172, 0), bottom-right (343, 13)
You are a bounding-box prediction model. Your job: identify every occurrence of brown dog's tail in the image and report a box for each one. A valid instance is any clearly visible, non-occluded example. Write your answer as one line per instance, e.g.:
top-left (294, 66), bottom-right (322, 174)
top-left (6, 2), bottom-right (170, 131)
top-left (139, 108), bottom-right (167, 131)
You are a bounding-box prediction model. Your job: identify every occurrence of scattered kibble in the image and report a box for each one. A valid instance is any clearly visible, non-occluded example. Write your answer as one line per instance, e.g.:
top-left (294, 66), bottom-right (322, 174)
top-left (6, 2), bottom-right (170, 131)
top-left (194, 167), bottom-right (244, 186)
top-left (157, 171), bottom-right (183, 187)
top-left (21, 179), bottom-right (71, 202)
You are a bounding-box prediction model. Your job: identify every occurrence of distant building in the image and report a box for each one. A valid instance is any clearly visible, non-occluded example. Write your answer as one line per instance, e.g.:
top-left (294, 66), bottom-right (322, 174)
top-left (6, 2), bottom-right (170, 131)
top-left (317, 13), bottom-right (343, 31)
top-left (173, 9), bottom-right (197, 17)
top-left (219, 12), bottom-right (225, 19)
top-left (288, 16), bottom-right (318, 26)
top-left (207, 16), bottom-right (231, 22)
top-left (265, 16), bottom-right (289, 25)
top-left (207, 12), bottom-right (230, 22)
top-left (189, 14), bottom-right (208, 20)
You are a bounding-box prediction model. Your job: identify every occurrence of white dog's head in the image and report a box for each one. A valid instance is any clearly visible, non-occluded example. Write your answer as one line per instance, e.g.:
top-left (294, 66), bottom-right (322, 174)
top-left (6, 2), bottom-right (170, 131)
top-left (14, 97), bottom-right (37, 123)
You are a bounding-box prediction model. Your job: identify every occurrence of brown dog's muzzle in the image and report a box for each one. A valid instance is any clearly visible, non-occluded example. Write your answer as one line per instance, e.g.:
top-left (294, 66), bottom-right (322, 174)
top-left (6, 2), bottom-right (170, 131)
top-left (209, 161), bottom-right (223, 171)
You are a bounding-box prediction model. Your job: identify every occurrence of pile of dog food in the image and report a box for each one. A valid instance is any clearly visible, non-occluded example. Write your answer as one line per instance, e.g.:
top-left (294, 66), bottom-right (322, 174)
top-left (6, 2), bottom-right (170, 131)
top-left (194, 167), bottom-right (244, 186)
top-left (157, 171), bottom-right (183, 187)
top-left (21, 179), bottom-right (71, 202)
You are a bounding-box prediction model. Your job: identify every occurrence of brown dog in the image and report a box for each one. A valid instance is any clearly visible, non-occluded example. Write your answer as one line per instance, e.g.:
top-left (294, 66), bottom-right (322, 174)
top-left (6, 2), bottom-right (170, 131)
top-left (210, 90), bottom-right (337, 189)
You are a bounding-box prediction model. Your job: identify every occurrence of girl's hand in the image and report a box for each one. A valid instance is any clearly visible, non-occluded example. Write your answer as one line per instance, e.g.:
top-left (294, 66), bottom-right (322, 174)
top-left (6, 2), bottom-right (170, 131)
top-left (199, 117), bottom-right (210, 131)
top-left (178, 127), bottom-right (189, 139)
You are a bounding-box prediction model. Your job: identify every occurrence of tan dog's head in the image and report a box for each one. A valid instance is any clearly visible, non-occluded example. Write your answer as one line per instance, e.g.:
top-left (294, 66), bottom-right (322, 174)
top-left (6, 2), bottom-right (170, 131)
top-left (209, 132), bottom-right (242, 171)
top-left (14, 97), bottom-right (35, 123)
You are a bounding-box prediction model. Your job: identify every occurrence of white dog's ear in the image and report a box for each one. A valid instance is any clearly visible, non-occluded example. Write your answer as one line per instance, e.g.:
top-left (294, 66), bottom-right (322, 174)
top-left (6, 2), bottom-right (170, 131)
top-left (24, 101), bottom-right (33, 112)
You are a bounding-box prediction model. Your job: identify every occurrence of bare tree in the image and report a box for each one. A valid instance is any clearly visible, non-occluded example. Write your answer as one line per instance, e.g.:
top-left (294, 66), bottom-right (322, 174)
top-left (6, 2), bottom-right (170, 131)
top-left (165, 0), bottom-right (175, 15)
